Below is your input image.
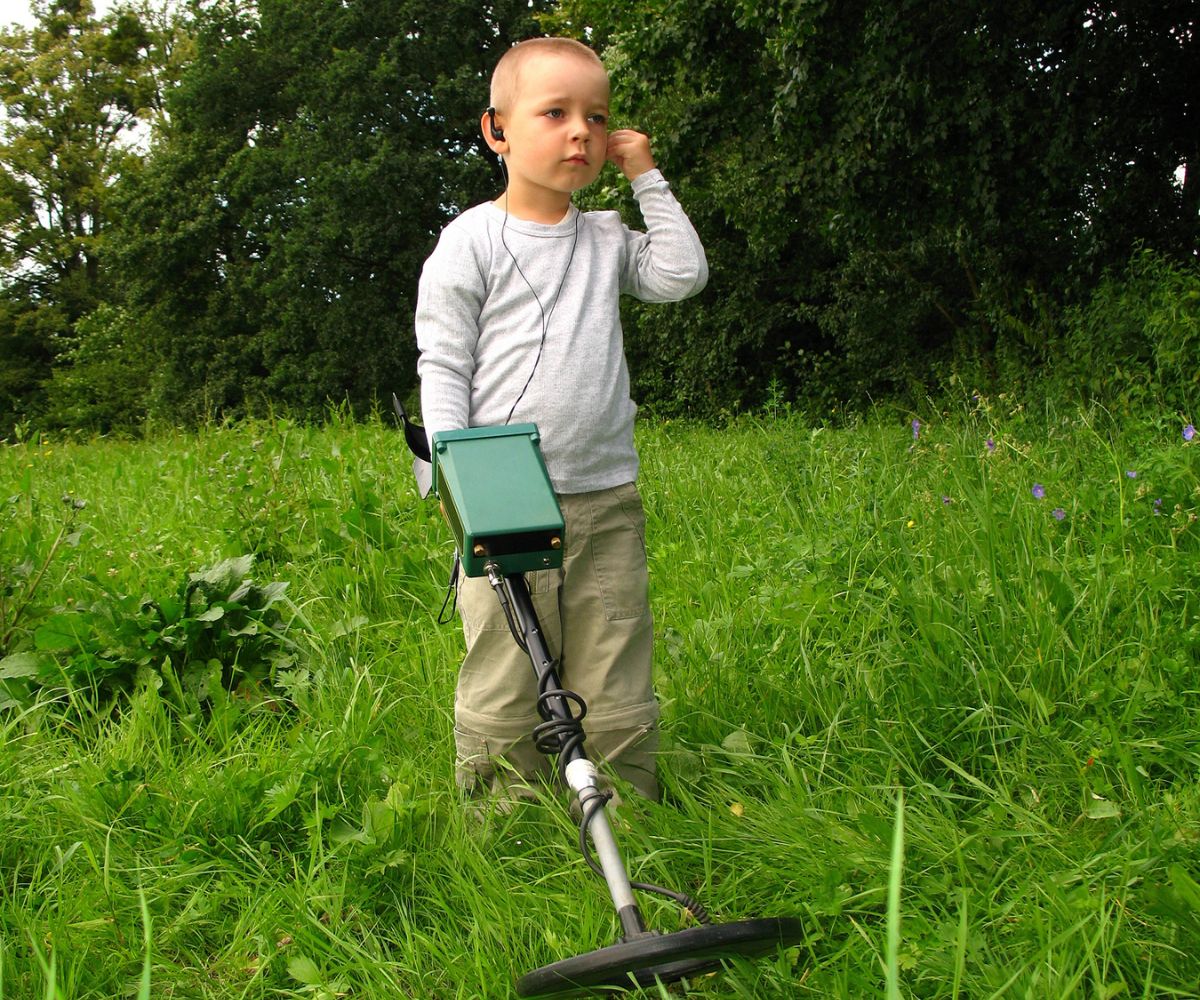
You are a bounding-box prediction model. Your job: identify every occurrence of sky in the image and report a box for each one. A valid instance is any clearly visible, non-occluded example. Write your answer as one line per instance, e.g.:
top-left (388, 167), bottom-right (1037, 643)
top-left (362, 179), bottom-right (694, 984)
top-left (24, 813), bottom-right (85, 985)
top-left (0, 0), bottom-right (116, 29)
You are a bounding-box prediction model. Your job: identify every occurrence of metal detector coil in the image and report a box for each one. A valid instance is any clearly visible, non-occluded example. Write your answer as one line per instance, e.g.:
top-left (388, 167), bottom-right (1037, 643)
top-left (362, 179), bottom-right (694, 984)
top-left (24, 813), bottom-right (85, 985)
top-left (430, 424), bottom-right (564, 578)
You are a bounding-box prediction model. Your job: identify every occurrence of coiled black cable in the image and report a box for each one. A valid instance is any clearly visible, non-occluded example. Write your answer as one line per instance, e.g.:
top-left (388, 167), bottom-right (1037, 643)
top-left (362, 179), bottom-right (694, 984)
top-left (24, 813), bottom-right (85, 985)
top-left (533, 674), bottom-right (588, 761)
top-left (488, 568), bottom-right (712, 929)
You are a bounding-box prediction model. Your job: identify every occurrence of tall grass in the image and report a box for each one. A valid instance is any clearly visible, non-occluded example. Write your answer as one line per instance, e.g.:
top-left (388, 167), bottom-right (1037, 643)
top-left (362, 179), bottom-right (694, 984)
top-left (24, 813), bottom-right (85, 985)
top-left (1, 399), bottom-right (1197, 997)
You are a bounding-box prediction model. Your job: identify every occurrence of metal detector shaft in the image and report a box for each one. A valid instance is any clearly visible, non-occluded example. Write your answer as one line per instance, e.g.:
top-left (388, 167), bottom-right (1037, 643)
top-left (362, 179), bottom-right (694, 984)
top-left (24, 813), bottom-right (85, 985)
top-left (495, 569), bottom-right (650, 939)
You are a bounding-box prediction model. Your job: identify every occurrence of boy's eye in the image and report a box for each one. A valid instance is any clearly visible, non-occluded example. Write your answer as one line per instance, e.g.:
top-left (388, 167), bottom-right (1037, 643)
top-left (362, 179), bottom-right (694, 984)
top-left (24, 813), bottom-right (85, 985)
top-left (542, 109), bottom-right (607, 125)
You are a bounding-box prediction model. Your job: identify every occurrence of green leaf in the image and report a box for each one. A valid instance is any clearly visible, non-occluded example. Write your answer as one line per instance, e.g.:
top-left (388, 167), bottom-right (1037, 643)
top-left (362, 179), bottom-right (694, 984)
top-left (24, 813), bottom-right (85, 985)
top-left (721, 728), bottom-right (754, 755)
top-left (1168, 864), bottom-right (1200, 913)
top-left (367, 849), bottom-right (411, 875)
top-left (0, 678), bottom-right (32, 711)
top-left (1036, 565), bottom-right (1076, 616)
top-left (361, 798), bottom-right (395, 846)
top-left (134, 665), bottom-right (164, 691)
top-left (262, 772), bottom-right (305, 823)
top-left (34, 613), bottom-right (91, 652)
top-left (259, 580), bottom-right (288, 605)
top-left (194, 660), bottom-right (224, 701)
top-left (286, 954), bottom-right (322, 986)
top-left (191, 555), bottom-right (254, 592)
top-left (0, 652), bottom-right (40, 679)
top-left (1084, 798), bottom-right (1121, 820)
top-left (328, 818), bottom-right (363, 846)
top-left (331, 615), bottom-right (368, 638)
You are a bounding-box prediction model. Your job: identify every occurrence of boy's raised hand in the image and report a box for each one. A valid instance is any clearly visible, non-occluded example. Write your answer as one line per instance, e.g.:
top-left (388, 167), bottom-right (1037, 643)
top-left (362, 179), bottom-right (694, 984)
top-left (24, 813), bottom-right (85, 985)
top-left (606, 129), bottom-right (656, 182)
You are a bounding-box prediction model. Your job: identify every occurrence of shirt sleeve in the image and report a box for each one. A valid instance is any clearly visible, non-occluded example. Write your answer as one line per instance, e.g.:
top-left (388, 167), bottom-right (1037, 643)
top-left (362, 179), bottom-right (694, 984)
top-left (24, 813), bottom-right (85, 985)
top-left (619, 169), bottom-right (709, 302)
top-left (414, 222), bottom-right (487, 444)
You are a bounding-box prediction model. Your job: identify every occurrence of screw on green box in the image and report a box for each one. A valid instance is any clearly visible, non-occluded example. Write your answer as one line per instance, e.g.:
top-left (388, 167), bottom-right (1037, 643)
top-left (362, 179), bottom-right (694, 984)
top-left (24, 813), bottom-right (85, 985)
top-left (431, 424), bottom-right (565, 578)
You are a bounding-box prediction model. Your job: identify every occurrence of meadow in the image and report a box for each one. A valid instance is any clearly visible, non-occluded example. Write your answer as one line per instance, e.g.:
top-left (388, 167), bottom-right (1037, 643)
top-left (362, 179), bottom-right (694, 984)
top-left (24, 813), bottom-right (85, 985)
top-left (1, 398), bottom-right (1198, 998)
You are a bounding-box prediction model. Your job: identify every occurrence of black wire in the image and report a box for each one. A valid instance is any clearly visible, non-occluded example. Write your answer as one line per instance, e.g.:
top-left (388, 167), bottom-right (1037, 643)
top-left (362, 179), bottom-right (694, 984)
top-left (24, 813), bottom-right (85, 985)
top-left (486, 568), bottom-right (529, 655)
top-left (497, 155), bottom-right (581, 426)
top-left (577, 794), bottom-right (712, 927)
top-left (436, 552), bottom-right (461, 625)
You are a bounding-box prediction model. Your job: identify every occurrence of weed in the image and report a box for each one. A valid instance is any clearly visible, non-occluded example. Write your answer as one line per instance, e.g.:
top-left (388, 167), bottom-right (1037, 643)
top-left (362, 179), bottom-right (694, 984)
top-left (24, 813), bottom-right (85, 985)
top-left (1, 553), bottom-right (304, 716)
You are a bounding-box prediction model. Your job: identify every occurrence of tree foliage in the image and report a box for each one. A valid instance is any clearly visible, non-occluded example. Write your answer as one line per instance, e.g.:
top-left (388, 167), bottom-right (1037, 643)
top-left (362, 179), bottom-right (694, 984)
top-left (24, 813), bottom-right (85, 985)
top-left (0, 0), bottom-right (183, 431)
top-left (2, 0), bottom-right (1196, 432)
top-left (557, 0), bottom-right (1198, 416)
top-left (110, 0), bottom-right (551, 425)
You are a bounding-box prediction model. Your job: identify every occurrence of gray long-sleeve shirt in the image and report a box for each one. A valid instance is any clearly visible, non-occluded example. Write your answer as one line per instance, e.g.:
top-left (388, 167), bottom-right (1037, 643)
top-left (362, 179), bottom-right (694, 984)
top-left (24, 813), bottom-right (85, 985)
top-left (415, 169), bottom-right (707, 494)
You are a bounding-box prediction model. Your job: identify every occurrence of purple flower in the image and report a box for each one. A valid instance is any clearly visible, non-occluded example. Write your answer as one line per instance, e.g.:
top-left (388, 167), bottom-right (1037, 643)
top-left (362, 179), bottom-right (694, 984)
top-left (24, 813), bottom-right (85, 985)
top-left (1185, 424), bottom-right (1196, 442)
top-left (985, 438), bottom-right (996, 453)
top-left (942, 495), bottom-right (952, 505)
top-left (1126, 470), bottom-right (1137, 479)
top-left (1053, 507), bottom-right (1065, 521)
top-left (1032, 483), bottom-right (1046, 499)
top-left (911, 418), bottom-right (921, 440)
top-left (1154, 498), bottom-right (1163, 515)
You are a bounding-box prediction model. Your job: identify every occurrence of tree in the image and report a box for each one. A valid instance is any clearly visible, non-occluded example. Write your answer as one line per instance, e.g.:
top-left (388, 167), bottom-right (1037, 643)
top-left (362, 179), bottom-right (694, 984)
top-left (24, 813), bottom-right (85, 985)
top-left (555, 0), bottom-right (1198, 415)
top-left (0, 0), bottom-right (185, 433)
top-left (111, 0), bottom-right (554, 425)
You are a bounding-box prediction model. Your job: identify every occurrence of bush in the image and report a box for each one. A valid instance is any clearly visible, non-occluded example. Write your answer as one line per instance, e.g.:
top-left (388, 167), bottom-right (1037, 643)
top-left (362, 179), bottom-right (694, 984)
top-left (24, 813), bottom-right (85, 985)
top-left (0, 554), bottom-right (306, 716)
top-left (42, 304), bottom-right (154, 435)
top-left (1056, 250), bottom-right (1200, 409)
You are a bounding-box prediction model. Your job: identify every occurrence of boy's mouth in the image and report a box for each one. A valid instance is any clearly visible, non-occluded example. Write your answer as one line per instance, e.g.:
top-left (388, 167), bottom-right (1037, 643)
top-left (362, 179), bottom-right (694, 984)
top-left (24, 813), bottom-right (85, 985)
top-left (565, 155), bottom-right (589, 165)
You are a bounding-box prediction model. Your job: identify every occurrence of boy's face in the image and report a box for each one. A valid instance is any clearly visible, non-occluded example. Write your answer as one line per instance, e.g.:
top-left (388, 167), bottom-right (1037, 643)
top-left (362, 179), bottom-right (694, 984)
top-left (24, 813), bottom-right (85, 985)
top-left (490, 52), bottom-right (611, 206)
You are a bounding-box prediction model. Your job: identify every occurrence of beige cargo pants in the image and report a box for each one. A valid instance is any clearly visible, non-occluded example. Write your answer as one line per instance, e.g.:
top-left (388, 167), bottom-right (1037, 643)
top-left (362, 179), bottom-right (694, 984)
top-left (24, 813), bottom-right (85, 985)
top-left (453, 482), bottom-right (660, 801)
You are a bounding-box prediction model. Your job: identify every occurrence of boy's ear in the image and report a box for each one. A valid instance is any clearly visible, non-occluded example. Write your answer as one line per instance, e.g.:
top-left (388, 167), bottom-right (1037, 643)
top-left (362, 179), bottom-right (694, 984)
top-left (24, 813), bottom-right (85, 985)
top-left (481, 108), bottom-right (507, 152)
top-left (486, 107), bottom-right (505, 141)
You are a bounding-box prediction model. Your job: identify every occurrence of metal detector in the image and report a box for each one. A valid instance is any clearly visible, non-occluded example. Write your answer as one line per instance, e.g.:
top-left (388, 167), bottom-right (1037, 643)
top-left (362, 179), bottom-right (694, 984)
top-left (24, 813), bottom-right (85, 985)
top-left (393, 398), bottom-right (804, 996)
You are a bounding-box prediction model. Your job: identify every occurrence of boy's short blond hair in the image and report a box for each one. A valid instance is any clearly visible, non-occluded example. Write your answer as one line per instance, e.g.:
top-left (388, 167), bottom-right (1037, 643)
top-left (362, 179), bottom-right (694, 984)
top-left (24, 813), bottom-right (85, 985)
top-left (489, 37), bottom-right (607, 112)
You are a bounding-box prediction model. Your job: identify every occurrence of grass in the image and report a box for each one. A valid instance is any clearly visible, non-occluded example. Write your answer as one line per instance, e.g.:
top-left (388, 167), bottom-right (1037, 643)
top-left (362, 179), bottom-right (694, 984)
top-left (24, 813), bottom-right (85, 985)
top-left (1, 397), bottom-right (1198, 998)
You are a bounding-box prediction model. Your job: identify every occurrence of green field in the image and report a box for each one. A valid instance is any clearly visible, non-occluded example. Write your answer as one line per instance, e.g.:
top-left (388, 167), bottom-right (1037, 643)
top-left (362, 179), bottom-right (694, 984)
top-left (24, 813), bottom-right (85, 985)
top-left (2, 401), bottom-right (1198, 998)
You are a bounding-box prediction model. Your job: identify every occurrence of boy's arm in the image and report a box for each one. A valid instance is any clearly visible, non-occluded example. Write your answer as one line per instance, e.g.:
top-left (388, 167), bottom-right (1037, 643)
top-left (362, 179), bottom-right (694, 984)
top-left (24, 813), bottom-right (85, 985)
top-left (607, 130), bottom-right (708, 303)
top-left (414, 227), bottom-right (485, 444)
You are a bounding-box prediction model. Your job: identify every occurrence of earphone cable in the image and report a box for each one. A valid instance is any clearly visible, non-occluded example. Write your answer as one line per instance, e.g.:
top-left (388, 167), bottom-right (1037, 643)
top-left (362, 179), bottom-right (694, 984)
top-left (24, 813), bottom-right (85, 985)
top-left (497, 155), bottom-right (581, 425)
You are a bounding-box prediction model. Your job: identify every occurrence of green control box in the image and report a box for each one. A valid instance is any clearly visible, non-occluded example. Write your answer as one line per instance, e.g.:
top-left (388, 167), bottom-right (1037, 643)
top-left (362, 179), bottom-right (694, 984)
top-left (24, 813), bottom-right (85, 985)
top-left (431, 424), bottom-right (565, 578)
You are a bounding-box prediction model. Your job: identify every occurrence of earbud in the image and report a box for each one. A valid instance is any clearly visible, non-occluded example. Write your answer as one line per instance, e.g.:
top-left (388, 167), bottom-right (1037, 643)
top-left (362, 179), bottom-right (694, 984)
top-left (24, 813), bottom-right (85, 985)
top-left (486, 106), bottom-right (505, 142)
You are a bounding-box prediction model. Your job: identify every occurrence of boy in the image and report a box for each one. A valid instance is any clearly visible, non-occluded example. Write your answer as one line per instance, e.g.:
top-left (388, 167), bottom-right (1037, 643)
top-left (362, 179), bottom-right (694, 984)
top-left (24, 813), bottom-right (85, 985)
top-left (415, 37), bottom-right (707, 803)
